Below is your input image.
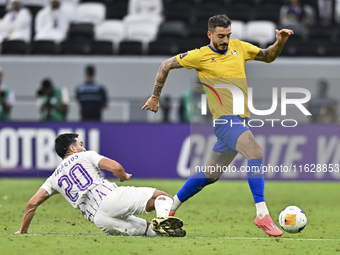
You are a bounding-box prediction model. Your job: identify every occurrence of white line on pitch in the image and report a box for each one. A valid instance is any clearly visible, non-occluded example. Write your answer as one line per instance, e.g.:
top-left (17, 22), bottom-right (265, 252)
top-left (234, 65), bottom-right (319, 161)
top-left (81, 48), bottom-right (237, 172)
top-left (207, 237), bottom-right (340, 241)
top-left (1, 234), bottom-right (339, 241)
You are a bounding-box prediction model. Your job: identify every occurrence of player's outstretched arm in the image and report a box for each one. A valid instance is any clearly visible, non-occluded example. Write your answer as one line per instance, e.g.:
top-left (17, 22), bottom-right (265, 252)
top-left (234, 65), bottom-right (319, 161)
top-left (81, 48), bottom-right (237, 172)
top-left (15, 188), bottom-right (50, 234)
top-left (254, 28), bottom-right (294, 63)
top-left (142, 56), bottom-right (183, 113)
top-left (98, 157), bottom-right (132, 182)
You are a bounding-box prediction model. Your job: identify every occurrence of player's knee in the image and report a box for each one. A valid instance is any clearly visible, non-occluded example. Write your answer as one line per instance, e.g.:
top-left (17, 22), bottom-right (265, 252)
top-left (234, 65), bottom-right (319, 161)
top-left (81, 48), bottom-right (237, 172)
top-left (207, 177), bottom-right (219, 182)
top-left (204, 171), bottom-right (222, 181)
top-left (153, 190), bottom-right (173, 200)
top-left (252, 146), bottom-right (263, 159)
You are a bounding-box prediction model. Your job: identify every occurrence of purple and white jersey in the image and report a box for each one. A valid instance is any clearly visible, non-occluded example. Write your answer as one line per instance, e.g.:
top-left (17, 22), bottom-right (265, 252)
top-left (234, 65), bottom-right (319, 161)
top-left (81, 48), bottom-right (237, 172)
top-left (41, 151), bottom-right (117, 222)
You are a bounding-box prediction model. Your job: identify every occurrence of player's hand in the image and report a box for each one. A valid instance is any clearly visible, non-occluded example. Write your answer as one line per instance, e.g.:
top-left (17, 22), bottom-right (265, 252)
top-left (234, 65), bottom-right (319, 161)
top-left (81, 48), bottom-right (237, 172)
top-left (276, 29), bottom-right (294, 45)
top-left (142, 96), bottom-right (159, 113)
top-left (119, 173), bottom-right (132, 182)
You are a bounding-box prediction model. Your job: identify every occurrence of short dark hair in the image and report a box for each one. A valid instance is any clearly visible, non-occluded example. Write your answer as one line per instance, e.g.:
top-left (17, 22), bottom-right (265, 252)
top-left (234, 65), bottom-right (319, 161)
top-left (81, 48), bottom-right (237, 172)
top-left (208, 14), bottom-right (231, 32)
top-left (42, 78), bottom-right (53, 89)
top-left (55, 133), bottom-right (79, 159)
top-left (85, 65), bottom-right (95, 76)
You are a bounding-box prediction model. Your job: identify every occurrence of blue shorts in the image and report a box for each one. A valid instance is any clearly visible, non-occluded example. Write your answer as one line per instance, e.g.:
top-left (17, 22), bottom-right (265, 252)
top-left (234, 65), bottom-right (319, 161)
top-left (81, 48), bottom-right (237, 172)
top-left (213, 115), bottom-right (250, 153)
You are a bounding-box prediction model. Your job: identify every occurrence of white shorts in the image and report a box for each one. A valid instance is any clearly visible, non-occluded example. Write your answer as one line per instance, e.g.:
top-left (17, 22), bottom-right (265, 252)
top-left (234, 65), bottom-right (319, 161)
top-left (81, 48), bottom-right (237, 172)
top-left (93, 186), bottom-right (156, 236)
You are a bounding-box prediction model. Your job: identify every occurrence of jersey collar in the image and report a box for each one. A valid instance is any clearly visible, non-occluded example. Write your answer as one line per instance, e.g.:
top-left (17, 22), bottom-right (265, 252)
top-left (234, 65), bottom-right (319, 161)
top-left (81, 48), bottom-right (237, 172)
top-left (208, 45), bottom-right (228, 55)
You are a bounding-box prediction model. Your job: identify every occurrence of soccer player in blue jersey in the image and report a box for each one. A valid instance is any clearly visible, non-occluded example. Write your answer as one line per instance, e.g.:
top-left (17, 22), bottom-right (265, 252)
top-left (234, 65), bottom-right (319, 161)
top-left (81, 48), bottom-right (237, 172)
top-left (142, 14), bottom-right (294, 236)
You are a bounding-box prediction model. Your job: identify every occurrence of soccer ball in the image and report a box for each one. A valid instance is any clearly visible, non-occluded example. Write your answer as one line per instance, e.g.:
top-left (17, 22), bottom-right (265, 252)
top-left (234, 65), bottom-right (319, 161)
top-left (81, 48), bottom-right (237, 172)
top-left (279, 206), bottom-right (307, 233)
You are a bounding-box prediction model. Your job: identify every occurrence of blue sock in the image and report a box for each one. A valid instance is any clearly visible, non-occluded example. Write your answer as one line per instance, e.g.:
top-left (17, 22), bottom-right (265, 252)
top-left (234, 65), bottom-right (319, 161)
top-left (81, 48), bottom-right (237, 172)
top-left (177, 171), bottom-right (213, 202)
top-left (247, 159), bottom-right (265, 204)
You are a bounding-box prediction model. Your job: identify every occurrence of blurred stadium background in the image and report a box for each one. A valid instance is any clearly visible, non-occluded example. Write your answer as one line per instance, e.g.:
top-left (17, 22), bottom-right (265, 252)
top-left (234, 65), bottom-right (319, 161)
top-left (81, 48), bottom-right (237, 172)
top-left (0, 0), bottom-right (340, 181)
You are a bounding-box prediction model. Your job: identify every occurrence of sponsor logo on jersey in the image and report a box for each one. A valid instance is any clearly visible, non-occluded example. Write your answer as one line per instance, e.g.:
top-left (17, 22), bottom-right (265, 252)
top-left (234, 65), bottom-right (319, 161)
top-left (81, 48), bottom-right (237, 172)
top-left (180, 52), bottom-right (188, 59)
top-left (210, 57), bottom-right (217, 63)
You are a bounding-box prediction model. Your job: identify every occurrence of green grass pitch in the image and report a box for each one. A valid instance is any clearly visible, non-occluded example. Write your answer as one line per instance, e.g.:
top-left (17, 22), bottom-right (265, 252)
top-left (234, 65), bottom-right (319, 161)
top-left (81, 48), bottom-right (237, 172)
top-left (1, 178), bottom-right (339, 255)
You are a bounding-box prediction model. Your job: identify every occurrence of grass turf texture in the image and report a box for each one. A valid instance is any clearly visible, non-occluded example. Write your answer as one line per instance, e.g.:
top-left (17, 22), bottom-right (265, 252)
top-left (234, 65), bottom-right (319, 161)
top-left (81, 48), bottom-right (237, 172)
top-left (1, 179), bottom-right (339, 255)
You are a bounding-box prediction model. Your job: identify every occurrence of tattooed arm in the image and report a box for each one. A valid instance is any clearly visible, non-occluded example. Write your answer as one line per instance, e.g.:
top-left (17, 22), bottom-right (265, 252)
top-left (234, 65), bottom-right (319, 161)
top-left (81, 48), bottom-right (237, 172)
top-left (254, 28), bottom-right (294, 63)
top-left (142, 56), bottom-right (183, 113)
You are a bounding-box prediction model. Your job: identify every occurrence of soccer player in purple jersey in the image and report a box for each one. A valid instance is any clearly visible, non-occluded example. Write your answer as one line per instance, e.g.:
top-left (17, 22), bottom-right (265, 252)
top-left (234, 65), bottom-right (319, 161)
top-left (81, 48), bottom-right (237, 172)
top-left (15, 133), bottom-right (185, 237)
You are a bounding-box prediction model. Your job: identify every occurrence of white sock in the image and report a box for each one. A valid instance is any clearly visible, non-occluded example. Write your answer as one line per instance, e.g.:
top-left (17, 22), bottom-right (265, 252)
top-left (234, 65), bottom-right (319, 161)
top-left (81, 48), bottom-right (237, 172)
top-left (154, 195), bottom-right (173, 217)
top-left (146, 224), bottom-right (158, 237)
top-left (256, 201), bottom-right (269, 219)
top-left (169, 195), bottom-right (182, 214)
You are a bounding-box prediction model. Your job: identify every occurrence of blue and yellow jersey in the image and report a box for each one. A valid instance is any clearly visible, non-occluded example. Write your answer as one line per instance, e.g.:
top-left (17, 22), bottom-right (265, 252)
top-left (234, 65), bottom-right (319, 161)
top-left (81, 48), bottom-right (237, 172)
top-left (176, 39), bottom-right (260, 119)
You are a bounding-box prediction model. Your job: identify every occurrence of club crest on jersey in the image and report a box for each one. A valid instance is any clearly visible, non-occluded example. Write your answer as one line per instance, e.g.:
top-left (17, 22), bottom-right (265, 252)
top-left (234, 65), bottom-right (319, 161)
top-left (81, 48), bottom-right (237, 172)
top-left (210, 57), bottom-right (217, 63)
top-left (180, 52), bottom-right (188, 59)
top-left (231, 50), bottom-right (238, 56)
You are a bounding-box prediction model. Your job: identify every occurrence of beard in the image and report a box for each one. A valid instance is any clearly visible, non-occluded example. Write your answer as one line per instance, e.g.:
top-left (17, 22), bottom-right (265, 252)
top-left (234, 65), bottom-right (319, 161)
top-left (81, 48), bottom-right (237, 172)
top-left (213, 41), bottom-right (228, 54)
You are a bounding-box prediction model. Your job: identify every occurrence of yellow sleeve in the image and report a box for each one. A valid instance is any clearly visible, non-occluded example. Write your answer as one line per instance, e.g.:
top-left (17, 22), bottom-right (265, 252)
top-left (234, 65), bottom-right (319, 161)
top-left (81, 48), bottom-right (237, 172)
top-left (176, 49), bottom-right (202, 70)
top-left (240, 41), bottom-right (260, 62)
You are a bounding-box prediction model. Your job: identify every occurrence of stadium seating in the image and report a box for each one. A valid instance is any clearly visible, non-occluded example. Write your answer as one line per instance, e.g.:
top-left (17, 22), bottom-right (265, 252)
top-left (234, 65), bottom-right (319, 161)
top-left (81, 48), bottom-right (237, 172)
top-left (67, 23), bottom-right (94, 41)
top-left (280, 38), bottom-right (339, 57)
top-left (25, 4), bottom-right (43, 18)
top-left (194, 1), bottom-right (228, 22)
top-left (31, 40), bottom-right (58, 55)
top-left (125, 20), bottom-right (159, 46)
top-left (79, 0), bottom-right (111, 17)
top-left (60, 39), bottom-right (92, 54)
top-left (0, 4), bottom-right (6, 19)
top-left (119, 41), bottom-right (143, 55)
top-left (322, 43), bottom-right (340, 57)
top-left (60, 2), bottom-right (77, 18)
top-left (294, 42), bottom-right (326, 57)
top-left (0, 0), bottom-right (337, 57)
top-left (244, 21), bottom-right (276, 48)
top-left (280, 35), bottom-right (304, 56)
top-left (106, 0), bottom-right (128, 19)
top-left (259, 0), bottom-right (286, 4)
top-left (308, 24), bottom-right (337, 43)
top-left (253, 1), bottom-right (281, 23)
top-left (22, 0), bottom-right (46, 6)
top-left (227, 2), bottom-right (255, 22)
top-left (158, 21), bottom-right (187, 38)
top-left (188, 20), bottom-right (209, 39)
top-left (60, 22), bottom-right (94, 54)
top-left (148, 41), bottom-right (178, 55)
top-left (334, 26), bottom-right (340, 42)
top-left (92, 40), bottom-right (114, 55)
top-left (177, 37), bottom-right (209, 54)
top-left (63, 0), bottom-right (79, 2)
top-left (230, 20), bottom-right (246, 40)
top-left (1, 40), bottom-right (28, 54)
top-left (149, 20), bottom-right (187, 55)
top-left (80, 0), bottom-right (109, 5)
top-left (74, 2), bottom-right (106, 24)
top-left (63, 0), bottom-right (79, 4)
top-left (201, 0), bottom-right (226, 5)
top-left (95, 20), bottom-right (124, 52)
top-left (163, 1), bottom-right (196, 24)
top-left (171, 0), bottom-right (196, 5)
